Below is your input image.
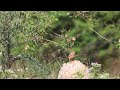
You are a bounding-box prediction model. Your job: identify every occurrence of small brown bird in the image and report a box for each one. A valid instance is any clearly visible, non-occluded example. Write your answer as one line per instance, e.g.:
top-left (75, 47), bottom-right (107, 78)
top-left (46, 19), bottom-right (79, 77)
top-left (68, 51), bottom-right (75, 61)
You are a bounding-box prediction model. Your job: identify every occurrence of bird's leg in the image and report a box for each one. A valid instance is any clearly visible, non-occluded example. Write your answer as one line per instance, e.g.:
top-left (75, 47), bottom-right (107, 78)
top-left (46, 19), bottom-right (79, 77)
top-left (68, 58), bottom-right (70, 62)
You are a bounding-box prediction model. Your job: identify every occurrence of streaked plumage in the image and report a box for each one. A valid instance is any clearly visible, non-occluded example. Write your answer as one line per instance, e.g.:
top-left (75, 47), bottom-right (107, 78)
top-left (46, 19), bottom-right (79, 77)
top-left (68, 51), bottom-right (75, 61)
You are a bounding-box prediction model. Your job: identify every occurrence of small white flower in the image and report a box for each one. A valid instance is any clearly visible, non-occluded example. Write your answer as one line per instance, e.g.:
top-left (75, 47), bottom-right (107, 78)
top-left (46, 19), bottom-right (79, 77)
top-left (65, 35), bottom-right (68, 37)
top-left (89, 67), bottom-right (93, 72)
top-left (20, 69), bottom-right (23, 72)
top-left (18, 54), bottom-right (21, 57)
top-left (25, 68), bottom-right (28, 70)
top-left (91, 62), bottom-right (101, 67)
top-left (0, 52), bottom-right (2, 56)
top-left (25, 77), bottom-right (29, 79)
top-left (24, 45), bottom-right (29, 50)
top-left (17, 69), bottom-right (20, 71)
top-left (118, 39), bottom-right (120, 43)
top-left (67, 13), bottom-right (70, 16)
top-left (6, 69), bottom-right (14, 73)
top-left (17, 69), bottom-right (23, 72)
top-left (14, 74), bottom-right (18, 78)
top-left (91, 62), bottom-right (96, 66)
top-left (99, 73), bottom-right (109, 79)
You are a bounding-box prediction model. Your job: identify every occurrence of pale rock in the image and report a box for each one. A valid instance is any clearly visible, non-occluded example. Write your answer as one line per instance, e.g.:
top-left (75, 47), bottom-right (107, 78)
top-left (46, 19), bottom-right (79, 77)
top-left (58, 60), bottom-right (90, 79)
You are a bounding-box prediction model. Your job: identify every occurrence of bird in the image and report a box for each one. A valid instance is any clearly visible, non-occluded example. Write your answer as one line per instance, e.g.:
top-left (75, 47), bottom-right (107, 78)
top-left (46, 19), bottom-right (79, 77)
top-left (67, 51), bottom-right (75, 61)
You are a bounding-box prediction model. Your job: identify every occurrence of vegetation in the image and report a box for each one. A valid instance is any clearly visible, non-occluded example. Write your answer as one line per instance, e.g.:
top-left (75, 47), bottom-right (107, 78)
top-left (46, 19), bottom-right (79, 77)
top-left (0, 11), bottom-right (120, 79)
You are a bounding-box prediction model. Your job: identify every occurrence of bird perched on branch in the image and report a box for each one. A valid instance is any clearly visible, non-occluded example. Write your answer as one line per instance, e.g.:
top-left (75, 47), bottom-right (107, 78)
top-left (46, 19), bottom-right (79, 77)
top-left (67, 51), bottom-right (75, 61)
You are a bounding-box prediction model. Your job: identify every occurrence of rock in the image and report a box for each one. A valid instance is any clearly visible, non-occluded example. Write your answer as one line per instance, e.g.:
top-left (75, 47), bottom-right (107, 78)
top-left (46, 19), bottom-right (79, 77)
top-left (58, 60), bottom-right (90, 79)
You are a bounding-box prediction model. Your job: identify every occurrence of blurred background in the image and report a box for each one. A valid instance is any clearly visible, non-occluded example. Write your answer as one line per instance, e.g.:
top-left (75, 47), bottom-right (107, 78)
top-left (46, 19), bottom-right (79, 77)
top-left (0, 11), bottom-right (120, 78)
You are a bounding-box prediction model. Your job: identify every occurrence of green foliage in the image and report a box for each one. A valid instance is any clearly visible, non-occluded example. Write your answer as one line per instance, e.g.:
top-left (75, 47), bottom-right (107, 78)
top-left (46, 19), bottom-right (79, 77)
top-left (0, 60), bottom-right (63, 79)
top-left (89, 62), bottom-right (109, 79)
top-left (0, 11), bottom-right (120, 79)
top-left (0, 11), bottom-right (62, 63)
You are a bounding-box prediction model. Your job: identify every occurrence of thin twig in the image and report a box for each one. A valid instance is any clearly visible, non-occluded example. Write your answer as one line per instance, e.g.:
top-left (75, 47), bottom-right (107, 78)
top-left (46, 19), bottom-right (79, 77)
top-left (89, 26), bottom-right (111, 43)
top-left (88, 24), bottom-right (118, 45)
top-left (41, 38), bottom-right (66, 46)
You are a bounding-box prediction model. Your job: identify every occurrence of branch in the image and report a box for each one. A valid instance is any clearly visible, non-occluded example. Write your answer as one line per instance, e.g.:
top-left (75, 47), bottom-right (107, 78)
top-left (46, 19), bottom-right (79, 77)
top-left (41, 38), bottom-right (66, 46)
top-left (88, 24), bottom-right (117, 45)
top-left (89, 27), bottom-right (110, 43)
